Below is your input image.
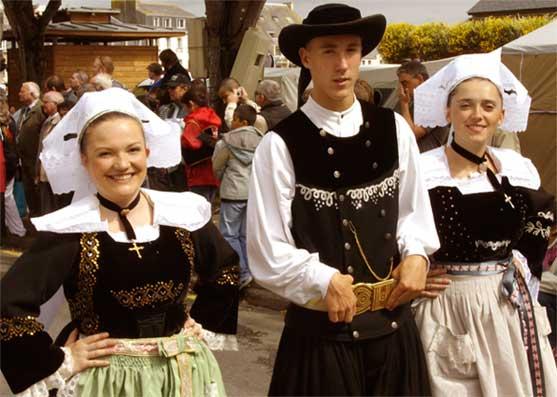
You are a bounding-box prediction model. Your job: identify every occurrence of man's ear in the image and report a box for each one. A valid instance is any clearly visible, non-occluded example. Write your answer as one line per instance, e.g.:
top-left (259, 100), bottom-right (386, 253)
top-left (299, 47), bottom-right (310, 69)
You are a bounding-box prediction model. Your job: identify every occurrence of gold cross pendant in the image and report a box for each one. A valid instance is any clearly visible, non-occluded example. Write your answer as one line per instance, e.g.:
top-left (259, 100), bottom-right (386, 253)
top-left (129, 241), bottom-right (144, 259)
top-left (504, 194), bottom-right (515, 209)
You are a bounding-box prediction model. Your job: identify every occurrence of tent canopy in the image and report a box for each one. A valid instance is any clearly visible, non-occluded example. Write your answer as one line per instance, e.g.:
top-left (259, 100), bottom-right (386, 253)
top-left (502, 19), bottom-right (557, 54)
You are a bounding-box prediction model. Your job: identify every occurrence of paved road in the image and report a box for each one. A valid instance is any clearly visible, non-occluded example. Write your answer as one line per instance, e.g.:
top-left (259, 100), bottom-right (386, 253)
top-left (0, 249), bottom-right (283, 397)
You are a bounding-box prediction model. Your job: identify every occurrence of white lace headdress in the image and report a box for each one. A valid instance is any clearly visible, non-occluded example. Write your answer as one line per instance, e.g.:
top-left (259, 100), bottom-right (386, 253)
top-left (40, 88), bottom-right (181, 197)
top-left (414, 49), bottom-right (531, 133)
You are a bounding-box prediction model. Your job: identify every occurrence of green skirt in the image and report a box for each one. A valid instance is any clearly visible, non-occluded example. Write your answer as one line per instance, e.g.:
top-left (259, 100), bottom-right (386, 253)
top-left (76, 334), bottom-right (226, 397)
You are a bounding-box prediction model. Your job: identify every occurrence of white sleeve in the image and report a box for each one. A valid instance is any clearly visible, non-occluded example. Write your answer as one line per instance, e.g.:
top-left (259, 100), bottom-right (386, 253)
top-left (394, 113), bottom-right (440, 260)
top-left (224, 103), bottom-right (237, 129)
top-left (15, 347), bottom-right (74, 397)
top-left (247, 131), bottom-right (339, 305)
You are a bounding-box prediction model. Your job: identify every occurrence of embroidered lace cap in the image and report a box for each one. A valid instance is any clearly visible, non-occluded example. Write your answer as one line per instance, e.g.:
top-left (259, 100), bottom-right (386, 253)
top-left (414, 49), bottom-right (531, 133)
top-left (40, 88), bottom-right (182, 196)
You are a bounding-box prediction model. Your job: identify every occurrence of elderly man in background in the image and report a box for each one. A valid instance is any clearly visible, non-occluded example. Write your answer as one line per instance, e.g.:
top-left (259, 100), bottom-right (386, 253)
top-left (92, 55), bottom-right (124, 89)
top-left (254, 79), bottom-right (292, 132)
top-left (67, 70), bottom-right (89, 99)
top-left (16, 81), bottom-right (45, 217)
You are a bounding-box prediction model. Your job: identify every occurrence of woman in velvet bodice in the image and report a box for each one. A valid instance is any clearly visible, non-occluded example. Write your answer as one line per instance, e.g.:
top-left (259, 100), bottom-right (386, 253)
top-left (0, 88), bottom-right (239, 397)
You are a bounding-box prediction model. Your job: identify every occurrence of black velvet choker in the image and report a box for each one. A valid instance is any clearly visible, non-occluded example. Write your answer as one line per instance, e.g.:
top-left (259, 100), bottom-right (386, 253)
top-left (450, 140), bottom-right (515, 209)
top-left (97, 192), bottom-right (141, 240)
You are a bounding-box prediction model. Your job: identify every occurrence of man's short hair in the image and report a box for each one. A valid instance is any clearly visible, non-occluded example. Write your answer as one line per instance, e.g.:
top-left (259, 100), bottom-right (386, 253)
top-left (218, 77), bottom-right (240, 99)
top-left (73, 70), bottom-right (89, 84)
top-left (42, 91), bottom-right (64, 105)
top-left (396, 60), bottom-right (429, 80)
top-left (22, 82), bottom-right (40, 99)
top-left (182, 85), bottom-right (208, 107)
top-left (147, 63), bottom-right (163, 76)
top-left (233, 104), bottom-right (257, 126)
top-left (256, 80), bottom-right (282, 102)
top-left (159, 49), bottom-right (179, 65)
top-left (44, 75), bottom-right (66, 92)
top-left (95, 56), bottom-right (115, 74)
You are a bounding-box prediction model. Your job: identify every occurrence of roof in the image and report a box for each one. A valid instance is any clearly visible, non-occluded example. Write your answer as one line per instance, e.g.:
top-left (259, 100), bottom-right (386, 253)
top-left (257, 2), bottom-right (302, 40)
top-left (503, 19), bottom-right (557, 53)
top-left (468, 0), bottom-right (557, 15)
top-left (136, 1), bottom-right (196, 18)
top-left (2, 16), bottom-right (185, 43)
top-left (64, 7), bottom-right (120, 15)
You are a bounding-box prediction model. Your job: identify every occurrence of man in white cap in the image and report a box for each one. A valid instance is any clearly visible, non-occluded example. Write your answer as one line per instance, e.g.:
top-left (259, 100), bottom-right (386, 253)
top-left (247, 3), bottom-right (439, 395)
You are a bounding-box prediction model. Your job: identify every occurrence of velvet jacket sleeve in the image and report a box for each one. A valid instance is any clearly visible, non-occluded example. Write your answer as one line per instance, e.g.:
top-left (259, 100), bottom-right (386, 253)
top-left (188, 221), bottom-right (239, 335)
top-left (516, 187), bottom-right (556, 279)
top-left (0, 232), bottom-right (80, 394)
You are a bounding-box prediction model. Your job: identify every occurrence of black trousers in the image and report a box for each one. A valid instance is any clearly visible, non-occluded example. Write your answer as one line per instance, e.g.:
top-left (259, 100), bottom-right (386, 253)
top-left (269, 317), bottom-right (431, 396)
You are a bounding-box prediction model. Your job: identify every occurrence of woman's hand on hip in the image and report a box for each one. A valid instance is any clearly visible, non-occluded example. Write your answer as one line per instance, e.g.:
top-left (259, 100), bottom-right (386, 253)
top-left (65, 329), bottom-right (117, 375)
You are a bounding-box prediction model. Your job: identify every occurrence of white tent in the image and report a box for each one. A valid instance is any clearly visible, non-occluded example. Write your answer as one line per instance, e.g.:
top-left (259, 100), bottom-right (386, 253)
top-left (502, 20), bottom-right (557, 197)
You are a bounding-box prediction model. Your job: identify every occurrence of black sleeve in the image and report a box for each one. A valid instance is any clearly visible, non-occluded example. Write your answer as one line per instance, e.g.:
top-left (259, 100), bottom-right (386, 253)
top-left (516, 187), bottom-right (556, 279)
top-left (188, 221), bottom-right (239, 335)
top-left (1, 232), bottom-right (80, 394)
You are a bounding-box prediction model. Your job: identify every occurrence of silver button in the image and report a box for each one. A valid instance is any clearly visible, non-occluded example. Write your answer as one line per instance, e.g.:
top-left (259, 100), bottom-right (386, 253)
top-left (333, 170), bottom-right (341, 178)
top-left (365, 140), bottom-right (371, 148)
top-left (339, 194), bottom-right (345, 202)
top-left (344, 242), bottom-right (351, 250)
top-left (352, 330), bottom-right (360, 339)
top-left (384, 233), bottom-right (392, 240)
top-left (380, 209), bottom-right (386, 217)
top-left (319, 129), bottom-right (326, 137)
top-left (347, 265), bottom-right (354, 274)
top-left (327, 147), bottom-right (334, 155)
top-left (391, 321), bottom-right (398, 330)
top-left (372, 162), bottom-right (378, 169)
top-left (364, 121), bottom-right (370, 128)
top-left (342, 219), bottom-right (348, 227)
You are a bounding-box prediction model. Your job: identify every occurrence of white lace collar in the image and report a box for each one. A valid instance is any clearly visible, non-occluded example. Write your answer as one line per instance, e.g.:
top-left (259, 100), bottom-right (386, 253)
top-left (31, 188), bottom-right (211, 233)
top-left (301, 95), bottom-right (362, 138)
top-left (421, 146), bottom-right (540, 191)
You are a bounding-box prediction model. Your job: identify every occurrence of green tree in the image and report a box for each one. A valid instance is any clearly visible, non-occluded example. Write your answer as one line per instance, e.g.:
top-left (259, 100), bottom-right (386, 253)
top-left (412, 22), bottom-right (449, 60)
top-left (378, 23), bottom-right (416, 63)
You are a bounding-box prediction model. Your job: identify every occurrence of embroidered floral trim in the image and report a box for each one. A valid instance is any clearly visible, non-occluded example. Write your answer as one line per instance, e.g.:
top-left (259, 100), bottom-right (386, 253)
top-left (524, 221), bottom-right (551, 239)
top-left (111, 281), bottom-right (185, 309)
top-left (0, 316), bottom-right (44, 341)
top-left (68, 233), bottom-right (101, 335)
top-left (295, 169), bottom-right (400, 211)
top-left (537, 211), bottom-right (554, 222)
top-left (175, 228), bottom-right (196, 294)
top-left (216, 265), bottom-right (240, 286)
top-left (474, 240), bottom-right (511, 251)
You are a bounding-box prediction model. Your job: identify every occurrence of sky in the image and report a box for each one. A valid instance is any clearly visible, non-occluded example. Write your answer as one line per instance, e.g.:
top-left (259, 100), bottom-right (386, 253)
top-left (41, 0), bottom-right (479, 25)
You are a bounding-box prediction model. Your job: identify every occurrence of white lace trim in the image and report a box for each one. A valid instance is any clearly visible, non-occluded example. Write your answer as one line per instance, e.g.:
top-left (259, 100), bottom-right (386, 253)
top-left (201, 330), bottom-right (239, 351)
top-left (295, 169), bottom-right (400, 211)
top-left (474, 239), bottom-right (511, 251)
top-left (525, 221), bottom-right (551, 239)
top-left (15, 347), bottom-right (74, 397)
top-left (538, 211), bottom-right (554, 222)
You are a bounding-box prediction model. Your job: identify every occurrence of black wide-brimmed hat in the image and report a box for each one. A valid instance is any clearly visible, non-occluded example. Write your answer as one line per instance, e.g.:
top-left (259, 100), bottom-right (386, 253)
top-left (279, 4), bottom-right (387, 67)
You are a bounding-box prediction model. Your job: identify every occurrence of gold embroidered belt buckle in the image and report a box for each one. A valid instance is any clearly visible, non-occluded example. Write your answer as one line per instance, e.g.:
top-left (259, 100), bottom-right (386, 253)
top-left (353, 279), bottom-right (396, 315)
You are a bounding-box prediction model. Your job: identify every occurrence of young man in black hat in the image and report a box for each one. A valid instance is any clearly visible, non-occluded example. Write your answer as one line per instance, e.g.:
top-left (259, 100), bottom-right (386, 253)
top-left (247, 4), bottom-right (440, 396)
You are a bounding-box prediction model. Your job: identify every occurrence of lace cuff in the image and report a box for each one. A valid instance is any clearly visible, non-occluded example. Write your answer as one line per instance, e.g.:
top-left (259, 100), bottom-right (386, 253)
top-left (14, 347), bottom-right (74, 397)
top-left (201, 329), bottom-right (239, 351)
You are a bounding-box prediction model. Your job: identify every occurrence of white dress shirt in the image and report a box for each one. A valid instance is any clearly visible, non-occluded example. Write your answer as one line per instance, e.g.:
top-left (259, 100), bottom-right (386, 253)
top-left (247, 96), bottom-right (440, 306)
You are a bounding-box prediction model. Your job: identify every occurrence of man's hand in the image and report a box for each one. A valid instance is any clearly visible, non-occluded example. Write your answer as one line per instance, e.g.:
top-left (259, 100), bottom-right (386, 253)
top-left (237, 86), bottom-right (249, 103)
top-left (420, 268), bottom-right (451, 299)
top-left (225, 90), bottom-right (239, 104)
top-left (386, 255), bottom-right (427, 310)
top-left (398, 82), bottom-right (410, 106)
top-left (325, 273), bottom-right (357, 323)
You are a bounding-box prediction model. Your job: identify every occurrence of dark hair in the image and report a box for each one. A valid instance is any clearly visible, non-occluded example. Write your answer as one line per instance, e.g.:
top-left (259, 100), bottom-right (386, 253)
top-left (397, 60), bottom-right (429, 80)
top-left (146, 63), bottom-right (163, 76)
top-left (159, 49), bottom-right (178, 66)
top-left (44, 75), bottom-right (66, 92)
top-left (181, 85), bottom-right (208, 107)
top-left (446, 77), bottom-right (503, 107)
top-left (233, 104), bottom-right (257, 126)
top-left (80, 112), bottom-right (144, 154)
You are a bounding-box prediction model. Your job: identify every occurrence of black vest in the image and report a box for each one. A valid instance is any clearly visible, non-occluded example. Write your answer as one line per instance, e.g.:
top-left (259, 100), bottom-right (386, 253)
top-left (274, 101), bottom-right (410, 341)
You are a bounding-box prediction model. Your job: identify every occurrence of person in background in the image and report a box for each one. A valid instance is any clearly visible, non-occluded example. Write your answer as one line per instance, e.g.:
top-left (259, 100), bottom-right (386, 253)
top-left (213, 104), bottom-right (264, 289)
top-left (92, 56), bottom-right (124, 89)
top-left (16, 81), bottom-right (46, 217)
top-left (181, 85), bottom-right (221, 204)
top-left (44, 75), bottom-right (77, 105)
top-left (158, 74), bottom-right (190, 121)
top-left (67, 70), bottom-right (89, 99)
top-left (90, 73), bottom-right (113, 91)
top-left (133, 63), bottom-right (164, 97)
top-left (254, 80), bottom-right (292, 133)
top-left (158, 49), bottom-right (191, 89)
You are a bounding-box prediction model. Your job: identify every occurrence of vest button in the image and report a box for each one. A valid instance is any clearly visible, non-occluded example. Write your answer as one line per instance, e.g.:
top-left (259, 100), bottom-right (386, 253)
top-left (344, 242), bottom-right (351, 250)
top-left (384, 233), bottom-right (392, 240)
top-left (372, 162), bottom-right (378, 169)
top-left (364, 121), bottom-right (370, 128)
top-left (391, 321), bottom-right (398, 330)
top-left (339, 194), bottom-right (345, 202)
top-left (319, 129), bottom-right (326, 137)
top-left (352, 330), bottom-right (360, 339)
top-left (342, 219), bottom-right (349, 227)
top-left (327, 147), bottom-right (334, 155)
top-left (333, 170), bottom-right (341, 178)
top-left (347, 265), bottom-right (354, 274)
top-left (380, 209), bottom-right (386, 217)
top-left (365, 140), bottom-right (371, 148)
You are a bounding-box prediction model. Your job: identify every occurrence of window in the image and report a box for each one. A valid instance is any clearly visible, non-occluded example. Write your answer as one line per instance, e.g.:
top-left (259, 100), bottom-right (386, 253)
top-left (164, 18), bottom-right (171, 28)
top-left (177, 18), bottom-right (185, 29)
top-left (154, 17), bottom-right (160, 27)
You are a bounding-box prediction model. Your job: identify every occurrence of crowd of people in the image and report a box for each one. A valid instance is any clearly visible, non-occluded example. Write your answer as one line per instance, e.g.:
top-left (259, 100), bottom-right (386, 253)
top-left (0, 3), bottom-right (556, 397)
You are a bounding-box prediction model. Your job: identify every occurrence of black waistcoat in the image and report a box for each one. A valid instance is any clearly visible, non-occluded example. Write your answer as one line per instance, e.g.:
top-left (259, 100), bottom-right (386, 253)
top-left (273, 101), bottom-right (410, 341)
